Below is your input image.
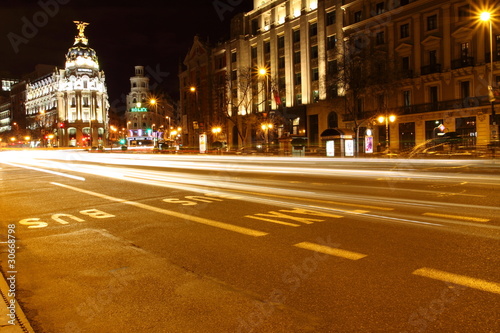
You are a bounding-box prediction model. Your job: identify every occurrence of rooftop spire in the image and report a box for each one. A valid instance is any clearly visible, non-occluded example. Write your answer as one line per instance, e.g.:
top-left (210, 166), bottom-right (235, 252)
top-left (73, 21), bottom-right (89, 45)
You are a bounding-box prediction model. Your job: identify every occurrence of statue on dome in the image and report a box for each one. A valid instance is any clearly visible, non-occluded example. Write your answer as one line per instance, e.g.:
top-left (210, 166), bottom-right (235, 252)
top-left (73, 21), bottom-right (89, 45)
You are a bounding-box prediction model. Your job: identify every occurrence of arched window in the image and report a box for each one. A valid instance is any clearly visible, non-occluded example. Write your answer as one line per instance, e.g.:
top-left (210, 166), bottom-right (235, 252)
top-left (327, 112), bottom-right (338, 128)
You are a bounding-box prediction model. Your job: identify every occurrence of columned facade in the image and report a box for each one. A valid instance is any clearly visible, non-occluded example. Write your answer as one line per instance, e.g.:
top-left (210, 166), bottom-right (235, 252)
top-left (24, 21), bottom-right (109, 147)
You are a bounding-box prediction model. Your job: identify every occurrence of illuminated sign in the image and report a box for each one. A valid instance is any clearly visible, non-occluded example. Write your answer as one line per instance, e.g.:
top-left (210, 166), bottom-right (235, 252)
top-left (345, 139), bottom-right (354, 157)
top-left (130, 107), bottom-right (148, 112)
top-left (326, 140), bottom-right (334, 157)
top-left (365, 136), bottom-right (373, 154)
top-left (199, 134), bottom-right (207, 153)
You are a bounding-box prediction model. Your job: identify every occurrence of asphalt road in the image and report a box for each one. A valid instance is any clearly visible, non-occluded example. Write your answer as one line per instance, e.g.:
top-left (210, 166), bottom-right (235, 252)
top-left (1, 150), bottom-right (499, 333)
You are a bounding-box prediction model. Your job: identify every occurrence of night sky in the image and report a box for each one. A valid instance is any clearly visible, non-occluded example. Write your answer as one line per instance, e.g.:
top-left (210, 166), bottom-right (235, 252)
top-left (0, 0), bottom-right (253, 109)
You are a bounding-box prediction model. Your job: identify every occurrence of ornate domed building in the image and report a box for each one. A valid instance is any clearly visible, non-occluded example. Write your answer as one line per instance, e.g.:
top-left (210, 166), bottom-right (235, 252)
top-left (25, 21), bottom-right (109, 147)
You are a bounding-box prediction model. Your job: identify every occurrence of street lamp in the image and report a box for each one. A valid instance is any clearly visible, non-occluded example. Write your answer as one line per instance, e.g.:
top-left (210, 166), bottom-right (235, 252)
top-left (258, 68), bottom-right (270, 114)
top-left (261, 122), bottom-right (273, 152)
top-left (481, 11), bottom-right (498, 144)
top-left (211, 126), bottom-right (222, 139)
top-left (377, 114), bottom-right (396, 154)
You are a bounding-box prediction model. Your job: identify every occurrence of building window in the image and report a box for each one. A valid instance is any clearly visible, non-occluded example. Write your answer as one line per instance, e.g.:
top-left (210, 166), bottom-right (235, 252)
top-left (294, 72), bottom-right (301, 86)
top-left (251, 19), bottom-right (259, 35)
top-left (310, 22), bottom-right (317, 37)
top-left (403, 90), bottom-right (411, 106)
top-left (356, 98), bottom-right (364, 114)
top-left (313, 90), bottom-right (319, 102)
top-left (458, 5), bottom-right (470, 20)
top-left (460, 81), bottom-right (470, 99)
top-left (377, 94), bottom-right (385, 109)
top-left (327, 35), bottom-right (336, 50)
top-left (427, 15), bottom-right (437, 31)
top-left (496, 35), bottom-right (500, 60)
top-left (429, 50), bottom-right (437, 65)
top-left (293, 29), bottom-right (300, 43)
top-left (354, 11), bottom-right (362, 23)
top-left (296, 94), bottom-right (302, 105)
top-left (400, 23), bottom-right (410, 39)
top-left (231, 70), bottom-right (237, 81)
top-left (328, 60), bottom-right (338, 76)
top-left (278, 56), bottom-right (285, 69)
top-left (264, 41), bottom-right (271, 54)
top-left (83, 97), bottom-right (89, 107)
top-left (376, 31), bottom-right (385, 45)
top-left (293, 51), bottom-right (301, 64)
top-left (278, 35), bottom-right (285, 49)
top-left (429, 86), bottom-right (439, 104)
top-left (231, 52), bottom-right (237, 62)
top-left (311, 45), bottom-right (318, 59)
top-left (402, 56), bottom-right (410, 71)
top-left (326, 11), bottom-right (336, 25)
top-left (461, 42), bottom-right (470, 60)
top-left (312, 68), bottom-right (319, 81)
top-left (251, 46), bottom-right (257, 59)
top-left (376, 2), bottom-right (384, 15)
top-left (327, 112), bottom-right (338, 128)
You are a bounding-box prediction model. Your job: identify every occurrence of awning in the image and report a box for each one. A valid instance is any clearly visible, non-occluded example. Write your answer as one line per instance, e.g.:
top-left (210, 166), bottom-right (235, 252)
top-left (320, 128), bottom-right (355, 140)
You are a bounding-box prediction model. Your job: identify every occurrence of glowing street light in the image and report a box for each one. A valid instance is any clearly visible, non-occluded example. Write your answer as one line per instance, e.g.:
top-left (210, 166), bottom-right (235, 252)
top-left (378, 115), bottom-right (396, 154)
top-left (261, 122), bottom-right (273, 152)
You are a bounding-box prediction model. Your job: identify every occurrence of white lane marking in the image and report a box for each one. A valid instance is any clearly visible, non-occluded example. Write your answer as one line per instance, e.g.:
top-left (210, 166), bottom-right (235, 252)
top-left (51, 182), bottom-right (268, 237)
top-left (4, 162), bottom-right (85, 181)
top-left (413, 267), bottom-right (500, 295)
top-left (294, 242), bottom-right (367, 260)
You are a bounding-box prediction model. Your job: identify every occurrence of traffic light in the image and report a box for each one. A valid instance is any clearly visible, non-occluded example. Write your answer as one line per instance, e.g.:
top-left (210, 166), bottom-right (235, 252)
top-left (119, 139), bottom-right (126, 145)
top-left (59, 122), bottom-right (64, 128)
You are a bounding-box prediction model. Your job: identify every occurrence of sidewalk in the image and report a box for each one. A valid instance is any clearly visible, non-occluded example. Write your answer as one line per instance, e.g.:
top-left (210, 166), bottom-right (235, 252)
top-left (0, 272), bottom-right (35, 333)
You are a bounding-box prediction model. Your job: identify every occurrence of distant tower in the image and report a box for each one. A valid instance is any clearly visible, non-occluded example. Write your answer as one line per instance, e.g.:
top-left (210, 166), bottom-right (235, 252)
top-left (126, 66), bottom-right (150, 111)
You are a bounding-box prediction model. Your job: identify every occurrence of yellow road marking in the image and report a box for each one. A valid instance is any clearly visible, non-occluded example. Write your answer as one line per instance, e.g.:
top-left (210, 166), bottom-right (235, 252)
top-left (309, 205), bottom-right (369, 215)
top-left (226, 188), bottom-right (393, 211)
top-left (51, 182), bottom-right (268, 237)
top-left (423, 212), bottom-right (490, 223)
top-left (413, 268), bottom-right (500, 295)
top-left (294, 242), bottom-right (367, 260)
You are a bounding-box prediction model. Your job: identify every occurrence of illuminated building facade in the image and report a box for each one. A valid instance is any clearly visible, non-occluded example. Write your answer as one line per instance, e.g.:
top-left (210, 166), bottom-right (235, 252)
top-left (182, 0), bottom-right (499, 152)
top-left (125, 66), bottom-right (175, 147)
top-left (179, 36), bottom-right (226, 148)
top-left (24, 21), bottom-right (109, 147)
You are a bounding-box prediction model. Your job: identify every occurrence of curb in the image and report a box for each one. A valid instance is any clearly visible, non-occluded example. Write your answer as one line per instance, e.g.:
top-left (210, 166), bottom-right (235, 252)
top-left (0, 271), bottom-right (35, 333)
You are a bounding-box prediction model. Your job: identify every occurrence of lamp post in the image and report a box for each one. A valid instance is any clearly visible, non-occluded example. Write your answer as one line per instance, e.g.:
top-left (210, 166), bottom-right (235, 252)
top-left (377, 114), bottom-right (396, 155)
top-left (258, 68), bottom-right (270, 115)
top-left (481, 11), bottom-right (498, 146)
top-left (261, 122), bottom-right (273, 152)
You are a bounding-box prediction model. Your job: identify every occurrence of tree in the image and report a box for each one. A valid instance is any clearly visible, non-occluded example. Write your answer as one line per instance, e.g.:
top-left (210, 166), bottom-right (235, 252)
top-left (26, 110), bottom-right (60, 146)
top-left (214, 66), bottom-right (284, 149)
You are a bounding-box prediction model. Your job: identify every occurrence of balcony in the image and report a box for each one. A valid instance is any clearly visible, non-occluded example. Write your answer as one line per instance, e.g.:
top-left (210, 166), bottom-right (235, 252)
top-left (343, 96), bottom-right (491, 122)
top-left (421, 64), bottom-right (441, 75)
top-left (452, 57), bottom-right (474, 69)
top-left (399, 96), bottom-right (490, 115)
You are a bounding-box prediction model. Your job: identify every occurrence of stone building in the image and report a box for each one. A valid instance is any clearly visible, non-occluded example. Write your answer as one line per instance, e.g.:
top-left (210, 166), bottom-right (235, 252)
top-left (180, 0), bottom-right (499, 153)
